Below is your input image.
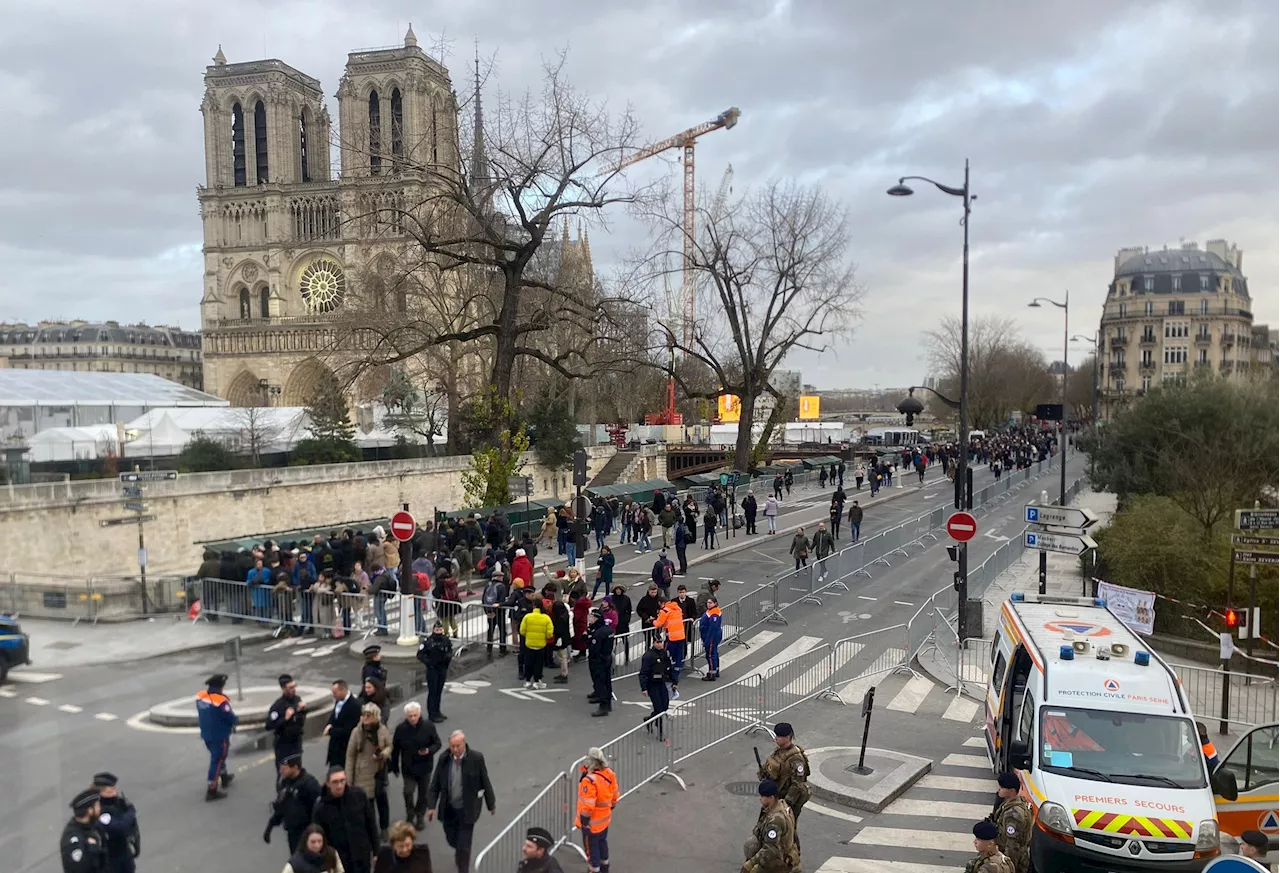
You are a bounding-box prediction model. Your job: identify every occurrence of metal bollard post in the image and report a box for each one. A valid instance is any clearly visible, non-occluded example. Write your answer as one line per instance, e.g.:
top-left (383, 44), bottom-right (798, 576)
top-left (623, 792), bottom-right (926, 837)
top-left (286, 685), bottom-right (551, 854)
top-left (854, 687), bottom-right (876, 774)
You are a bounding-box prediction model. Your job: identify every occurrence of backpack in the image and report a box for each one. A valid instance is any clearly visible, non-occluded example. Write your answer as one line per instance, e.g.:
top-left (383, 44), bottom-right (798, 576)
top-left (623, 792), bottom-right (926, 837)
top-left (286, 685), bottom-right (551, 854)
top-left (483, 580), bottom-right (502, 606)
top-left (661, 561), bottom-right (673, 585)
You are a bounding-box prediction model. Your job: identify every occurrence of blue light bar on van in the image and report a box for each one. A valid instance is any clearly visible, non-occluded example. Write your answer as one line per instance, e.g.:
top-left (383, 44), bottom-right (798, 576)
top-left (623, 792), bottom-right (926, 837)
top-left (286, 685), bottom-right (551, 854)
top-left (1094, 597), bottom-right (1107, 607)
top-left (1134, 651), bottom-right (1150, 667)
top-left (1060, 645), bottom-right (1074, 661)
top-left (1011, 593), bottom-right (1026, 602)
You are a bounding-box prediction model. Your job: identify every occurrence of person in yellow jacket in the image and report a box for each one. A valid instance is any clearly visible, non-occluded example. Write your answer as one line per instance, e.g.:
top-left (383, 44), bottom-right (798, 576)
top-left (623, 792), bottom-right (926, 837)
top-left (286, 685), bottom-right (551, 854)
top-left (519, 605), bottom-right (554, 690)
top-left (576, 746), bottom-right (619, 873)
top-left (653, 598), bottom-right (687, 698)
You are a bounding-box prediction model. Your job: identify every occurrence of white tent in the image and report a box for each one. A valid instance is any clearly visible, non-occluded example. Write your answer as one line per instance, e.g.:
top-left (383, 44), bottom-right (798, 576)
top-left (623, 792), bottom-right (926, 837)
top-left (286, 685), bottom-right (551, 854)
top-left (27, 424), bottom-right (121, 463)
top-left (125, 407), bottom-right (311, 455)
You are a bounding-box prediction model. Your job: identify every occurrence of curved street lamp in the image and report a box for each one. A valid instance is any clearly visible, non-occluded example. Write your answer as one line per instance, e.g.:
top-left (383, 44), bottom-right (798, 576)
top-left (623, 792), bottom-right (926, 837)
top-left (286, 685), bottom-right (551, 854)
top-left (888, 160), bottom-right (976, 639)
top-left (1027, 292), bottom-right (1069, 506)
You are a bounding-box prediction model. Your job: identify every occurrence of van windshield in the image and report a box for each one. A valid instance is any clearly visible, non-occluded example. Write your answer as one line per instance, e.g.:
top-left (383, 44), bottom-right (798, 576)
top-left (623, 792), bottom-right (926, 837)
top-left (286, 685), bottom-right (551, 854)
top-left (1039, 707), bottom-right (1206, 789)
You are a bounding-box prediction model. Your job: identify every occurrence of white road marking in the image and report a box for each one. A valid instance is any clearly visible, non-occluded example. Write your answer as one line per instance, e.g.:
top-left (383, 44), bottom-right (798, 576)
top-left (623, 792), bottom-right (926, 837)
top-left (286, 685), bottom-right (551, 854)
top-left (857, 595), bottom-right (877, 601)
top-left (717, 630), bottom-right (781, 671)
top-left (125, 711), bottom-right (200, 734)
top-left (883, 798), bottom-right (995, 820)
top-left (941, 753), bottom-right (991, 769)
top-left (58, 704), bottom-right (84, 714)
top-left (783, 642), bottom-right (862, 694)
top-left (805, 800), bottom-right (862, 824)
top-left (942, 696), bottom-right (980, 723)
top-left (886, 675), bottom-right (935, 713)
top-left (94, 713), bottom-right (118, 722)
top-left (962, 736), bottom-right (986, 748)
top-left (25, 697), bottom-right (49, 706)
top-left (5, 670), bottom-right (62, 684)
top-left (0, 688), bottom-right (17, 698)
top-left (851, 826), bottom-right (973, 853)
top-left (754, 635), bottom-right (824, 679)
top-left (292, 648), bottom-right (317, 656)
top-left (816, 859), bottom-right (953, 873)
top-left (727, 579), bottom-right (745, 584)
top-left (834, 649), bottom-right (907, 705)
top-left (263, 638), bottom-right (303, 652)
top-left (893, 600), bottom-right (914, 607)
top-left (917, 774), bottom-right (991, 792)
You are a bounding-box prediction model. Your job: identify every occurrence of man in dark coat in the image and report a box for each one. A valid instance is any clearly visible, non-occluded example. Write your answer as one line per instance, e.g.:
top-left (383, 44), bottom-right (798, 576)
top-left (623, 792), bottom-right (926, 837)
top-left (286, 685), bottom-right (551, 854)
top-left (426, 731), bottom-right (496, 873)
top-left (312, 766), bottom-right (379, 873)
top-left (267, 673), bottom-right (307, 766)
top-left (415, 622), bottom-right (454, 722)
top-left (389, 702), bottom-right (442, 829)
top-left (263, 753), bottom-right (320, 854)
top-left (91, 773), bottom-right (138, 873)
top-left (741, 491), bottom-right (758, 535)
top-left (324, 679), bottom-right (361, 768)
top-left (586, 608), bottom-right (613, 717)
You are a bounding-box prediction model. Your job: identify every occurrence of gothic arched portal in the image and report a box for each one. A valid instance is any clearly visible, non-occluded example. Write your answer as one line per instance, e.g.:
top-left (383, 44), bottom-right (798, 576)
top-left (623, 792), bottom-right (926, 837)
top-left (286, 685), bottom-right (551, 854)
top-left (283, 358), bottom-right (334, 407)
top-left (225, 369), bottom-right (263, 408)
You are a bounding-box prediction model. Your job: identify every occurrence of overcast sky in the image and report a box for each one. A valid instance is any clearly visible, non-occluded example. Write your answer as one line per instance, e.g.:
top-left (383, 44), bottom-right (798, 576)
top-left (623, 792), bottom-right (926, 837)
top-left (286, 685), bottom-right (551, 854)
top-left (1, 0), bottom-right (1275, 390)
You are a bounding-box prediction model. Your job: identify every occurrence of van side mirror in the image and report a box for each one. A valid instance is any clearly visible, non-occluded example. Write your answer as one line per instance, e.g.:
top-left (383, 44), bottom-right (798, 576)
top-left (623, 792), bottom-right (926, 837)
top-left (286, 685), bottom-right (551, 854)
top-left (1009, 740), bottom-right (1032, 771)
top-left (1211, 767), bottom-right (1239, 802)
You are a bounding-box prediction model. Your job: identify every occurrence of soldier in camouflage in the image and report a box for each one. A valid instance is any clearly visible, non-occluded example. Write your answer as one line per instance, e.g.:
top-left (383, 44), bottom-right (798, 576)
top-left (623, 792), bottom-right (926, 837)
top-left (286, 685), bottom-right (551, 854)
top-left (966, 820), bottom-right (1015, 873)
top-left (992, 772), bottom-right (1032, 873)
top-left (742, 780), bottom-right (800, 873)
top-left (759, 722), bottom-right (811, 842)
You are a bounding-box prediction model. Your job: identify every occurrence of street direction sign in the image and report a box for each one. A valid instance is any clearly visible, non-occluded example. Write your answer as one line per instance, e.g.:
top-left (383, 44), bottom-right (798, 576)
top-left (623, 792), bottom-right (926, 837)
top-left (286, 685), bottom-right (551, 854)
top-left (507, 475), bottom-right (533, 497)
top-left (1024, 529), bottom-right (1097, 555)
top-left (1024, 505), bottom-right (1098, 529)
top-left (121, 486), bottom-right (143, 499)
top-left (119, 470), bottom-right (177, 482)
top-left (99, 515), bottom-right (156, 528)
top-left (122, 501), bottom-right (147, 512)
top-left (389, 510), bottom-right (416, 542)
top-left (1232, 534), bottom-right (1279, 548)
top-left (1235, 508), bottom-right (1279, 531)
top-left (945, 511), bottom-right (979, 543)
top-left (1232, 550), bottom-right (1279, 566)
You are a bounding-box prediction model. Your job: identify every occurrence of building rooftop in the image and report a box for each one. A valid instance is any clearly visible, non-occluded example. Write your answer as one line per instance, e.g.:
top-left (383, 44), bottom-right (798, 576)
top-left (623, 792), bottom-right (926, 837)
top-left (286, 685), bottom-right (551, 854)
top-left (1115, 248), bottom-right (1240, 277)
top-left (0, 321), bottom-right (201, 348)
top-left (0, 371), bottom-right (228, 407)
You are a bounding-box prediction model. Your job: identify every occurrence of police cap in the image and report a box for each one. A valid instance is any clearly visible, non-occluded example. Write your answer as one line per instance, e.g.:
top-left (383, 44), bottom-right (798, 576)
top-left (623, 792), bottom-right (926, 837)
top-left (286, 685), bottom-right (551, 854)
top-left (758, 779), bottom-right (779, 797)
top-left (278, 673), bottom-right (294, 687)
top-left (70, 789), bottom-right (100, 813)
top-left (526, 826), bottom-right (554, 849)
top-left (774, 722), bottom-right (794, 737)
top-left (91, 772), bottom-right (118, 788)
top-left (206, 673), bottom-right (229, 688)
top-left (973, 820), bottom-right (999, 841)
top-left (281, 752), bottom-right (303, 767)
top-left (1241, 829), bottom-right (1268, 849)
top-left (996, 772), bottom-right (1020, 790)
top-left (362, 645), bottom-right (381, 658)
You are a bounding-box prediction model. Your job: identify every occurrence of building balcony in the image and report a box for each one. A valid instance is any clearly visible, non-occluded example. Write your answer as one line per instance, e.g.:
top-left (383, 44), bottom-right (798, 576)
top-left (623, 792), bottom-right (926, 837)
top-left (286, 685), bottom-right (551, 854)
top-left (1222, 333), bottom-right (1238, 346)
top-left (1109, 336), bottom-right (1128, 349)
top-left (1139, 360), bottom-right (1155, 370)
top-left (1194, 333), bottom-right (1211, 344)
top-left (1140, 335), bottom-right (1156, 345)
top-left (1194, 360), bottom-right (1212, 369)
top-left (1107, 362), bottom-right (1127, 374)
top-left (1220, 359), bottom-right (1237, 372)
top-left (209, 313), bottom-right (343, 330)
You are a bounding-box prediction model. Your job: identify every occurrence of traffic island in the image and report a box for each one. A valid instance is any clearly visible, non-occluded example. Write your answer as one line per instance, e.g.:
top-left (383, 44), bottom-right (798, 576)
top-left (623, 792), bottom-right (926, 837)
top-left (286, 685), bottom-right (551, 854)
top-left (147, 684), bottom-right (332, 728)
top-left (805, 745), bottom-right (931, 813)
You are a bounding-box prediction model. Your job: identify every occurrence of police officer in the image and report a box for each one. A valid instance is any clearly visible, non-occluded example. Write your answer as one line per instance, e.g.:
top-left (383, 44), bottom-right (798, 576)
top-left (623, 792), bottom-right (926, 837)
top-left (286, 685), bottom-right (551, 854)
top-left (362, 644), bottom-right (388, 686)
top-left (61, 788), bottom-right (107, 872)
top-left (1240, 829), bottom-right (1273, 871)
top-left (966, 820), bottom-right (1015, 873)
top-left (263, 752), bottom-right (321, 854)
top-left (91, 773), bottom-right (138, 873)
top-left (759, 723), bottom-right (811, 841)
top-left (741, 779), bottom-right (800, 873)
top-left (416, 620), bottom-right (453, 723)
top-left (587, 607), bottom-right (613, 718)
top-left (267, 673), bottom-right (307, 766)
top-left (638, 634), bottom-right (673, 740)
top-left (992, 772), bottom-right (1031, 873)
top-left (195, 673), bottom-right (238, 801)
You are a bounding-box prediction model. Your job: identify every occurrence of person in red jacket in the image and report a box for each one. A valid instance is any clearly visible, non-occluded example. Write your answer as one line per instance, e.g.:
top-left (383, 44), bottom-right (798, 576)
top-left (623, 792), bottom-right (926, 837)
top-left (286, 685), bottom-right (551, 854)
top-left (511, 549), bottom-right (534, 591)
top-left (571, 590), bottom-right (592, 661)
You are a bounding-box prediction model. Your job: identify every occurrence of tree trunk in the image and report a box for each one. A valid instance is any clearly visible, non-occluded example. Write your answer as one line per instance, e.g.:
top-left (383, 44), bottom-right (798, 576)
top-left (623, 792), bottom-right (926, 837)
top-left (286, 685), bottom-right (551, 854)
top-left (486, 270), bottom-right (523, 442)
top-left (733, 394), bottom-right (757, 472)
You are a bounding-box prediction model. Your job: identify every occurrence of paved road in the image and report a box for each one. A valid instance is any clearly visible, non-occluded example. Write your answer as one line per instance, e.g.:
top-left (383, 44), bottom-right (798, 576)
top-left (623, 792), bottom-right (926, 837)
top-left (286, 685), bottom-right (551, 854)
top-left (0, 456), bottom-right (1077, 872)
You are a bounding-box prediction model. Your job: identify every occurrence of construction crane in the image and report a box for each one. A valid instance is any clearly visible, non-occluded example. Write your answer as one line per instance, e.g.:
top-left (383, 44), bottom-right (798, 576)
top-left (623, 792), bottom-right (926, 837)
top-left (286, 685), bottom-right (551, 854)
top-left (611, 107), bottom-right (740, 349)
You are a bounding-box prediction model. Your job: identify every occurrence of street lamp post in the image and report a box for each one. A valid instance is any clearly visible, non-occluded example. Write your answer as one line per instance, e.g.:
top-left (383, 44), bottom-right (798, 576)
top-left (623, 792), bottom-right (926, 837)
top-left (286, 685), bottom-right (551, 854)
top-left (1028, 291), bottom-right (1069, 506)
top-left (889, 160), bottom-right (975, 640)
top-left (1070, 332), bottom-right (1100, 476)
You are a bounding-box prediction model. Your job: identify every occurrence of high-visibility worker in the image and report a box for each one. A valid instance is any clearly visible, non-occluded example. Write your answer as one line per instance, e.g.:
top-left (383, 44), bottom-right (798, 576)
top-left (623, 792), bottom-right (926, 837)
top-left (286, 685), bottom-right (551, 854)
top-left (577, 747), bottom-right (619, 873)
top-left (1197, 721), bottom-right (1220, 769)
top-left (196, 673), bottom-right (238, 801)
top-left (653, 598), bottom-right (687, 694)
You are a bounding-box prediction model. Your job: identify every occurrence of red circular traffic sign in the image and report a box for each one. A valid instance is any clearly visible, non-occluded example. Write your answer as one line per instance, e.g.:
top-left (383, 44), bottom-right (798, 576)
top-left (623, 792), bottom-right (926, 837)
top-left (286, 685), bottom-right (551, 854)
top-left (945, 511), bottom-right (978, 543)
top-left (390, 510), bottom-right (417, 542)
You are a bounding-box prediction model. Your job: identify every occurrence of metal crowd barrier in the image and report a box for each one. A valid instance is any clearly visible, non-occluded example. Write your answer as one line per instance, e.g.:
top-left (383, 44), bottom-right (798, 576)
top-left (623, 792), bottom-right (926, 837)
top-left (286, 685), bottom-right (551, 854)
top-left (1173, 663), bottom-right (1279, 730)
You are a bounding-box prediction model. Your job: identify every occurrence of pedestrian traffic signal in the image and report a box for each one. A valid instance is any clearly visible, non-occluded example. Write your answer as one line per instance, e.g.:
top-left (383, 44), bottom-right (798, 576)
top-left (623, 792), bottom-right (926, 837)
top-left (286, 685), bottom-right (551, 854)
top-left (1225, 608), bottom-right (1239, 628)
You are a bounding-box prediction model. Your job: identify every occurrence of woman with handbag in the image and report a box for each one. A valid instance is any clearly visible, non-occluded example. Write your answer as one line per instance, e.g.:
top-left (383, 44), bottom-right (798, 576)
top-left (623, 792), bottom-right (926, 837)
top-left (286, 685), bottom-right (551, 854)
top-left (789, 527), bottom-right (811, 571)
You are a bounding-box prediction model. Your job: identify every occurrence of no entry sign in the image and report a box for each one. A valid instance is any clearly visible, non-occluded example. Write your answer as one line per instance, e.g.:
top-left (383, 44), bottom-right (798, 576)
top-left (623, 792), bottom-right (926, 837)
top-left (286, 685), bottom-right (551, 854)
top-left (390, 510), bottom-right (417, 542)
top-left (946, 511), bottom-right (978, 543)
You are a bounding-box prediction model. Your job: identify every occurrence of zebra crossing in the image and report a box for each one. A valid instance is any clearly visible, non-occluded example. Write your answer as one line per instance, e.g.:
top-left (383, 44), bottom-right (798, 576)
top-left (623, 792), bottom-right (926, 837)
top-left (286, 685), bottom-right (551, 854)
top-left (817, 731), bottom-right (997, 873)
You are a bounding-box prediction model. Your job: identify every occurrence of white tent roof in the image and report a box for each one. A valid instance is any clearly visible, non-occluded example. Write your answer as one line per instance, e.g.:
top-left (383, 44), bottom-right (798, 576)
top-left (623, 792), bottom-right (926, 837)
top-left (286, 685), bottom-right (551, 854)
top-left (0, 371), bottom-right (227, 407)
top-left (27, 424), bottom-right (121, 462)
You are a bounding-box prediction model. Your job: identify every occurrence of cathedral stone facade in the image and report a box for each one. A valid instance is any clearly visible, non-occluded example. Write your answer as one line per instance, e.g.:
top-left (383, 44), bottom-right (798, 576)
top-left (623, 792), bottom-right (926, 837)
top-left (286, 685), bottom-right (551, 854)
top-left (197, 28), bottom-right (460, 407)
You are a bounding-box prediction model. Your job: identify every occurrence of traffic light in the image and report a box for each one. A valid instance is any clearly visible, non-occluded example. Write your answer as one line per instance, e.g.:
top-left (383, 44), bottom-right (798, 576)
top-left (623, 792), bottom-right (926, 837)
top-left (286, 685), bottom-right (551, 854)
top-left (946, 545), bottom-right (960, 562)
top-left (1224, 608), bottom-right (1239, 629)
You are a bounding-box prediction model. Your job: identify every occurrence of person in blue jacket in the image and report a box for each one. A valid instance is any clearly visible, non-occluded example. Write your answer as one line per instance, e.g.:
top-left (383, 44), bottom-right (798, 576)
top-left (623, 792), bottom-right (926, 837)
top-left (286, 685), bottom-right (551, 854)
top-left (699, 597), bottom-right (724, 682)
top-left (92, 772), bottom-right (139, 873)
top-left (196, 673), bottom-right (238, 801)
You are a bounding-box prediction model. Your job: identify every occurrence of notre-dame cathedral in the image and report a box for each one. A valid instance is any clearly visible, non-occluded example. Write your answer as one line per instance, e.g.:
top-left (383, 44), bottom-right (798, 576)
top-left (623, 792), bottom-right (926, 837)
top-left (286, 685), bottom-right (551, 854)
top-left (196, 27), bottom-right (597, 408)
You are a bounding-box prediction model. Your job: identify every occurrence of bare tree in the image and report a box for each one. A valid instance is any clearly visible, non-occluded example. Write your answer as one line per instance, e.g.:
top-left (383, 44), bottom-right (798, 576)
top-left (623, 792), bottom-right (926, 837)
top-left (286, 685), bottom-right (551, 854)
top-left (381, 367), bottom-right (447, 454)
top-left (334, 52), bottom-right (653, 449)
top-left (924, 315), bottom-right (1055, 430)
top-left (232, 407), bottom-right (284, 467)
top-left (1066, 357), bottom-right (1097, 423)
top-left (630, 179), bottom-right (863, 471)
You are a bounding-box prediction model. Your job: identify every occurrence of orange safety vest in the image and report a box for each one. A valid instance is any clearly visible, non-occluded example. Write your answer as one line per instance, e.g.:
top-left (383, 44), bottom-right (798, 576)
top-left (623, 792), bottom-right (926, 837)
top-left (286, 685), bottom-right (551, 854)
top-left (656, 602), bottom-right (686, 641)
top-left (577, 767), bottom-right (619, 833)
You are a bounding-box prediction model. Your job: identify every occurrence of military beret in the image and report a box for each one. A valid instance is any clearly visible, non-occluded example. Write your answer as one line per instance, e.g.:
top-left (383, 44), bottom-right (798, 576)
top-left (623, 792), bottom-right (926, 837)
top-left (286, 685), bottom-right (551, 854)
top-left (526, 826), bottom-right (554, 849)
top-left (759, 779), bottom-right (779, 797)
top-left (1241, 829), bottom-right (1268, 849)
top-left (363, 645), bottom-right (381, 657)
top-left (774, 722), bottom-right (794, 737)
top-left (997, 772), bottom-right (1020, 790)
top-left (70, 788), bottom-right (100, 812)
top-left (973, 820), bottom-right (999, 841)
top-left (277, 673), bottom-right (293, 687)
top-left (91, 772), bottom-right (118, 788)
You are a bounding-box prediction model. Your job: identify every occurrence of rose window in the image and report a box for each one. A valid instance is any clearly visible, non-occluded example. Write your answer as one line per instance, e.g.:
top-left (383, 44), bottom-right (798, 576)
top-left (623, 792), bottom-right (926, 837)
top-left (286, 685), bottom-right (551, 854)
top-left (299, 260), bottom-right (346, 313)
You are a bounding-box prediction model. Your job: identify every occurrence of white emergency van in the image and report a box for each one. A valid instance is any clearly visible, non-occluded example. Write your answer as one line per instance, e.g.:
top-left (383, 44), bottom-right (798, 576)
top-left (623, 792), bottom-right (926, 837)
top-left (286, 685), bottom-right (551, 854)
top-left (984, 593), bottom-right (1238, 871)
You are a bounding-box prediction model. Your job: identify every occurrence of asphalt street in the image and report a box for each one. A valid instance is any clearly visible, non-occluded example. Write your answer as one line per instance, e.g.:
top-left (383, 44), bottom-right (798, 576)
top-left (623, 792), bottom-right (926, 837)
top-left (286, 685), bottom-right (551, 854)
top-left (0, 455), bottom-right (1078, 872)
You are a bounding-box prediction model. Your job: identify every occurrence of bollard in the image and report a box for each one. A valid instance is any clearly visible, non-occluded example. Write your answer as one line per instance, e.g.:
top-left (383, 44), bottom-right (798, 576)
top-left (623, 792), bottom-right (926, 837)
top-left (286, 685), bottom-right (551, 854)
top-left (854, 686), bottom-right (876, 774)
top-left (396, 593), bottom-right (417, 646)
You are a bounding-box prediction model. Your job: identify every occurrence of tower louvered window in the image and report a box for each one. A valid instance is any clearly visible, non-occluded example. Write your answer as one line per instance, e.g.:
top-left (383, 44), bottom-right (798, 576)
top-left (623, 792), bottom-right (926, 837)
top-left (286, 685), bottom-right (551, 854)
top-left (369, 91), bottom-right (382, 175)
top-left (298, 108), bottom-right (311, 183)
top-left (254, 101), bottom-right (269, 183)
top-left (231, 102), bottom-right (247, 186)
top-left (391, 89), bottom-right (404, 169)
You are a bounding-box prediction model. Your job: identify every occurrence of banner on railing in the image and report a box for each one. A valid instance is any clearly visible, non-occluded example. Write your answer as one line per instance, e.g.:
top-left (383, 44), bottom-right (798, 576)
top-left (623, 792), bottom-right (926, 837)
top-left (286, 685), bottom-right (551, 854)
top-left (1096, 580), bottom-right (1156, 635)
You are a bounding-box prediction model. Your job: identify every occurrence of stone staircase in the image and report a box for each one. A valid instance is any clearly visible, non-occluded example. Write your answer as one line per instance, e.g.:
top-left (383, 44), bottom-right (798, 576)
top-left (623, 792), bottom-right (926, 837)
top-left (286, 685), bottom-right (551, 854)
top-left (588, 450), bottom-right (640, 487)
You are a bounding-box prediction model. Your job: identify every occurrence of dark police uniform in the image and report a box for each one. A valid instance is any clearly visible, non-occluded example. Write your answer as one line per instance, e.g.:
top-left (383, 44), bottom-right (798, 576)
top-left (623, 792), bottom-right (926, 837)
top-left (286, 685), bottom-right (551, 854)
top-left (587, 615), bottom-right (613, 714)
top-left (264, 762), bottom-right (322, 853)
top-left (267, 674), bottom-right (306, 766)
top-left (61, 790), bottom-right (107, 873)
top-left (92, 774), bottom-right (139, 873)
top-left (638, 642), bottom-right (673, 739)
